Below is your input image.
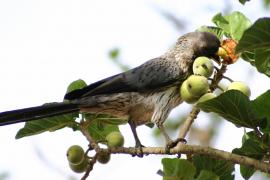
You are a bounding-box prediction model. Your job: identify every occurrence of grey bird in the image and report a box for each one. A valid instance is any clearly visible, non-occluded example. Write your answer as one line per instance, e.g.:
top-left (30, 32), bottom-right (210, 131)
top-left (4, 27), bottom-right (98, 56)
top-left (0, 31), bottom-right (220, 152)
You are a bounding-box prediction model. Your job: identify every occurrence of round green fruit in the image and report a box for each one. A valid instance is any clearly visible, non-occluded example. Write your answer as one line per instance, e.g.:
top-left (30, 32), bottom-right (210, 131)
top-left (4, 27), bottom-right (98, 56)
top-left (69, 158), bottom-right (88, 173)
top-left (197, 93), bottom-right (216, 103)
top-left (97, 151), bottom-right (111, 164)
top-left (186, 75), bottom-right (209, 97)
top-left (227, 81), bottom-right (251, 97)
top-left (106, 131), bottom-right (124, 148)
top-left (67, 145), bottom-right (85, 164)
top-left (180, 80), bottom-right (199, 104)
top-left (193, 56), bottom-right (214, 77)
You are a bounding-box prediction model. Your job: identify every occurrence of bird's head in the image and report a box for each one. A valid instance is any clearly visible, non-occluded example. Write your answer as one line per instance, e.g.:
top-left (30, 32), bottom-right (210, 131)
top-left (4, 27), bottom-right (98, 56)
top-left (174, 31), bottom-right (221, 64)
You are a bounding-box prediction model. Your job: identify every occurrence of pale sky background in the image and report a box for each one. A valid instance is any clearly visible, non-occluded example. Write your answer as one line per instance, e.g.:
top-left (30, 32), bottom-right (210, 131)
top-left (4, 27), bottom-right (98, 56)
top-left (0, 0), bottom-right (269, 180)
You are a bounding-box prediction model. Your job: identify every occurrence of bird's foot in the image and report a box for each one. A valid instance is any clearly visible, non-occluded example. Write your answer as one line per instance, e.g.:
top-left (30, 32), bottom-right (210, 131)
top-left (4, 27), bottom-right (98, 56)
top-left (165, 138), bottom-right (187, 154)
top-left (133, 142), bottom-right (145, 158)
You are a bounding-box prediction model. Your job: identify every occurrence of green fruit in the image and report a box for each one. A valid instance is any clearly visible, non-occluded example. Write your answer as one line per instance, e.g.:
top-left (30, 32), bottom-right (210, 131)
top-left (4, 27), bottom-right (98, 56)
top-left (197, 93), bottom-right (216, 103)
top-left (217, 47), bottom-right (228, 59)
top-left (186, 75), bottom-right (209, 97)
top-left (69, 158), bottom-right (88, 173)
top-left (180, 80), bottom-right (199, 104)
top-left (227, 81), bottom-right (251, 97)
top-left (97, 151), bottom-right (111, 164)
top-left (66, 79), bottom-right (87, 93)
top-left (67, 145), bottom-right (85, 164)
top-left (106, 131), bottom-right (124, 148)
top-left (193, 56), bottom-right (214, 77)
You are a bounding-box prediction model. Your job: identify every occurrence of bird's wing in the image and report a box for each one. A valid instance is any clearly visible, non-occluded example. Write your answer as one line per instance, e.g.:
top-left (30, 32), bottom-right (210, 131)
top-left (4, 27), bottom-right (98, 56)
top-left (64, 57), bottom-right (185, 100)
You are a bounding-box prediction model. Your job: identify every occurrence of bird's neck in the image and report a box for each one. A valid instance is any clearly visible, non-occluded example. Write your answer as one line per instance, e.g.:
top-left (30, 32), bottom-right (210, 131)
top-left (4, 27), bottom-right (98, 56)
top-left (163, 46), bottom-right (195, 75)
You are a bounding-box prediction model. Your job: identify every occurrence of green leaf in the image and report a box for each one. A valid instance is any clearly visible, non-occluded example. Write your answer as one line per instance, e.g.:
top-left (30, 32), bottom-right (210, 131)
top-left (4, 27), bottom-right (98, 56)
top-left (162, 158), bottom-right (196, 180)
top-left (88, 118), bottom-right (120, 142)
top-left (212, 12), bottom-right (251, 40)
top-left (240, 165), bottom-right (255, 179)
top-left (232, 139), bottom-right (266, 159)
top-left (15, 113), bottom-right (78, 139)
top-left (254, 48), bottom-right (270, 77)
top-left (251, 90), bottom-right (270, 132)
top-left (240, 51), bottom-right (255, 65)
top-left (84, 113), bottom-right (127, 125)
top-left (66, 79), bottom-right (87, 94)
top-left (193, 155), bottom-right (234, 180)
top-left (109, 48), bottom-right (120, 59)
top-left (197, 26), bottom-right (224, 40)
top-left (197, 90), bottom-right (259, 128)
top-left (95, 114), bottom-right (127, 125)
top-left (236, 18), bottom-right (270, 52)
top-left (195, 170), bottom-right (219, 180)
top-left (264, 0), bottom-right (270, 8)
top-left (239, 0), bottom-right (250, 5)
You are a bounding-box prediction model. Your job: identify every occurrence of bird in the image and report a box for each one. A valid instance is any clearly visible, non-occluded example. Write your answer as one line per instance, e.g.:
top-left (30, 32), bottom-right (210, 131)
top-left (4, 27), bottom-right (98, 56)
top-left (0, 31), bottom-right (221, 153)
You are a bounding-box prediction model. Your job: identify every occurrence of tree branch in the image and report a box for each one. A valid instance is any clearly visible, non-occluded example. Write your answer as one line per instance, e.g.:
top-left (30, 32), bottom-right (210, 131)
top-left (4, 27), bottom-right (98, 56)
top-left (109, 144), bottom-right (270, 173)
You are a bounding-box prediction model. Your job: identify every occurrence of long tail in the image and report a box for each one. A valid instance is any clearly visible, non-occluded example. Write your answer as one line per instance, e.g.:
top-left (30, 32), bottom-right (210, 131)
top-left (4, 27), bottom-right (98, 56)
top-left (0, 102), bottom-right (79, 126)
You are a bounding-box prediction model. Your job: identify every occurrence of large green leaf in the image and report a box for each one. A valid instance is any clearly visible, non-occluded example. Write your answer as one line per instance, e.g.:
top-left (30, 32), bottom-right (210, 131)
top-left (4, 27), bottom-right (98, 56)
top-left (162, 158), bottom-right (196, 180)
top-left (251, 90), bottom-right (270, 132)
top-left (232, 139), bottom-right (266, 159)
top-left (236, 18), bottom-right (270, 52)
top-left (197, 90), bottom-right (259, 128)
top-left (254, 48), bottom-right (270, 77)
top-left (15, 113), bottom-right (78, 139)
top-left (193, 155), bottom-right (234, 180)
top-left (195, 170), bottom-right (219, 180)
top-left (88, 118), bottom-right (120, 142)
top-left (240, 165), bottom-right (255, 179)
top-left (236, 18), bottom-right (270, 76)
top-left (212, 12), bottom-right (251, 40)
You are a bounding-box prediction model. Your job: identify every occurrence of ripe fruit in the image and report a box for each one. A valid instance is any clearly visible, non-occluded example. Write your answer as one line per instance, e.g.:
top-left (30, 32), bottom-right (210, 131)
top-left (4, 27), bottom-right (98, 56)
top-left (106, 131), bottom-right (124, 148)
top-left (67, 145), bottom-right (85, 164)
top-left (197, 93), bottom-right (216, 103)
top-left (227, 81), bottom-right (251, 97)
top-left (220, 39), bottom-right (239, 64)
top-left (97, 151), bottom-right (111, 164)
top-left (180, 80), bottom-right (199, 104)
top-left (193, 57), bottom-right (214, 77)
top-left (69, 158), bottom-right (88, 173)
top-left (186, 75), bottom-right (209, 97)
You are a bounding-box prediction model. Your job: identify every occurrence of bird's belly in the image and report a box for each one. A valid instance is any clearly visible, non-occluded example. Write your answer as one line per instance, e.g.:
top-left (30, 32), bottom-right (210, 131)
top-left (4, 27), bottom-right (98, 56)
top-left (79, 86), bottom-right (182, 126)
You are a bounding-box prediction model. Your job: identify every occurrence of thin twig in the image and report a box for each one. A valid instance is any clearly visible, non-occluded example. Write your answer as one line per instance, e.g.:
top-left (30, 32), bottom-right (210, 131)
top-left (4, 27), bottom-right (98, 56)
top-left (109, 144), bottom-right (270, 173)
top-left (178, 107), bottom-right (200, 139)
top-left (81, 154), bottom-right (98, 180)
top-left (80, 121), bottom-right (99, 150)
top-left (222, 75), bottom-right (234, 82)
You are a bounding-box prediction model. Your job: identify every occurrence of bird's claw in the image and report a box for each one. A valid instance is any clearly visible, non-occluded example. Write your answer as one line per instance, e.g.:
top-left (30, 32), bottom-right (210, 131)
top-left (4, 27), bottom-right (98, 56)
top-left (132, 142), bottom-right (145, 157)
top-left (165, 138), bottom-right (187, 154)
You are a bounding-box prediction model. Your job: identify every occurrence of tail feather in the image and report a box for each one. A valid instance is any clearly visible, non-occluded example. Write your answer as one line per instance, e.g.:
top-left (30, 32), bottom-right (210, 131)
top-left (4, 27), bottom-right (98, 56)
top-left (0, 102), bottom-right (79, 126)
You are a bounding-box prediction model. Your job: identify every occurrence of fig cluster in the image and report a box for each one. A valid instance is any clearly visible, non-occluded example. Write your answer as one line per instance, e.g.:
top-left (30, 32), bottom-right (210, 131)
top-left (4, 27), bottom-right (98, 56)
top-left (180, 57), bottom-right (216, 104)
top-left (66, 131), bottom-right (125, 173)
top-left (67, 145), bottom-right (88, 173)
top-left (180, 56), bottom-right (251, 104)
